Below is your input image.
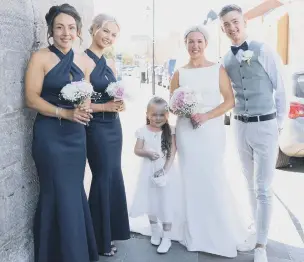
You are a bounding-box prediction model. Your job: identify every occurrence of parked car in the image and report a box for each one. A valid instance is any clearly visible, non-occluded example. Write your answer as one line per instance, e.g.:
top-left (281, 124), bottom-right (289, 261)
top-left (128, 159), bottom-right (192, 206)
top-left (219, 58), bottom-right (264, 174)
top-left (277, 71), bottom-right (304, 168)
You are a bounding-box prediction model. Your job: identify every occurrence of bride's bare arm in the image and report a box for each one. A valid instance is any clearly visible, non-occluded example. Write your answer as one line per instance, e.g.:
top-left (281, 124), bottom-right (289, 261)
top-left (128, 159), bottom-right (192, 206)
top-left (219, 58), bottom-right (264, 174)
top-left (204, 66), bottom-right (235, 120)
top-left (169, 70), bottom-right (179, 114)
top-left (163, 134), bottom-right (177, 173)
top-left (169, 70), bottom-right (179, 97)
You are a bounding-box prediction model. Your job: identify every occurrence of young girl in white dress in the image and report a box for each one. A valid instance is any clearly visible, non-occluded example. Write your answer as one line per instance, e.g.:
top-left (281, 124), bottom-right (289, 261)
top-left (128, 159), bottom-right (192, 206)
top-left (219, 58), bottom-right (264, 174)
top-left (130, 97), bottom-right (177, 254)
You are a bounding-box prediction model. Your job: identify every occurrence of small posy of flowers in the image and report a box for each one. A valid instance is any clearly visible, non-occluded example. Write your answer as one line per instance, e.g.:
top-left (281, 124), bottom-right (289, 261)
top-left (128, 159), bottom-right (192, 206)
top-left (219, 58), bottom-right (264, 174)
top-left (169, 86), bottom-right (201, 129)
top-left (242, 50), bottom-right (254, 65)
top-left (60, 80), bottom-right (99, 105)
top-left (105, 80), bottom-right (131, 101)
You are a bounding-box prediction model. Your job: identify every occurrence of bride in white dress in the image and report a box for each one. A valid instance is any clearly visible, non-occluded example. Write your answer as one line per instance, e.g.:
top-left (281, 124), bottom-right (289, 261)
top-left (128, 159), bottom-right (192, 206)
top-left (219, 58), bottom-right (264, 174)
top-left (170, 25), bottom-right (247, 258)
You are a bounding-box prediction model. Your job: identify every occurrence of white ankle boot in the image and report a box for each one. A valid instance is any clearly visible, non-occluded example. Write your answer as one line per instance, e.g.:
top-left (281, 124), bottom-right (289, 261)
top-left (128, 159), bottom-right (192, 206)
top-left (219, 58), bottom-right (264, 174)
top-left (157, 238), bottom-right (171, 254)
top-left (150, 224), bottom-right (161, 246)
top-left (157, 231), bottom-right (171, 254)
top-left (254, 247), bottom-right (268, 262)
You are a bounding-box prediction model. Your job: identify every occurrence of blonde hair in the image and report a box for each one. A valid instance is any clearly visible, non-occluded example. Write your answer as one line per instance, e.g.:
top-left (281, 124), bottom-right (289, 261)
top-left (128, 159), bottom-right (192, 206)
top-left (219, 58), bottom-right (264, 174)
top-left (89, 13), bottom-right (120, 36)
top-left (184, 24), bottom-right (209, 42)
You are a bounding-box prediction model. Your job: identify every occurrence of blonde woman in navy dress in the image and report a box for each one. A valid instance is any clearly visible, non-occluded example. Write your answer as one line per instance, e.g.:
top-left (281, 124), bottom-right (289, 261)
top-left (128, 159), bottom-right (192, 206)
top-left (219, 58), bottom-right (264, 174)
top-left (85, 14), bottom-right (130, 257)
top-left (25, 4), bottom-right (98, 262)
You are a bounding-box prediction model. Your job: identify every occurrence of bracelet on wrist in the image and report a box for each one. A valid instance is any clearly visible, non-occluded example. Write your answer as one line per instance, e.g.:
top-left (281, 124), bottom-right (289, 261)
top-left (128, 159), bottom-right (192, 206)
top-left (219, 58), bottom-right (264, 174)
top-left (55, 107), bottom-right (63, 123)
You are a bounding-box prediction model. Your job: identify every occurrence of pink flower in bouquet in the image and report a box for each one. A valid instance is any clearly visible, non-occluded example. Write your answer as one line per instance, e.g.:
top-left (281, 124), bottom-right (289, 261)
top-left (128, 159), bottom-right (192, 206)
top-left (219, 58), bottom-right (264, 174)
top-left (176, 92), bottom-right (185, 108)
top-left (105, 81), bottom-right (133, 101)
top-left (116, 86), bottom-right (124, 99)
top-left (176, 98), bottom-right (184, 110)
top-left (171, 91), bottom-right (185, 111)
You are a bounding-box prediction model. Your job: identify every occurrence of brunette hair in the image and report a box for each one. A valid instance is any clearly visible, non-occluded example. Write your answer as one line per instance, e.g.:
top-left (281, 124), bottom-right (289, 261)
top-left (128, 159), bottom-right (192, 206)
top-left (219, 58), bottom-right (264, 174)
top-left (45, 3), bottom-right (82, 45)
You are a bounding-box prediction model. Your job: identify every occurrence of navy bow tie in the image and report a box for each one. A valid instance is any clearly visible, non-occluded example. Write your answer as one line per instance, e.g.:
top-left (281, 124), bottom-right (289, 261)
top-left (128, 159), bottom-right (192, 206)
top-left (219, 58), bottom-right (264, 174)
top-left (231, 41), bottom-right (248, 55)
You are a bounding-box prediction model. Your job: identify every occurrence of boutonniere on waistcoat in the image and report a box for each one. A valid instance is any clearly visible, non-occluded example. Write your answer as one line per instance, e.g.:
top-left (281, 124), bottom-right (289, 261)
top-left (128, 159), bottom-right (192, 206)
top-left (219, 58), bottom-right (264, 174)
top-left (241, 50), bottom-right (254, 65)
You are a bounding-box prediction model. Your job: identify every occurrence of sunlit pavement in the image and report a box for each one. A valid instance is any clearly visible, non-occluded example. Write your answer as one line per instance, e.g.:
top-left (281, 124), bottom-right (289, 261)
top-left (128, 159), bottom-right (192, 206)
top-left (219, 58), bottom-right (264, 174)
top-left (84, 76), bottom-right (304, 262)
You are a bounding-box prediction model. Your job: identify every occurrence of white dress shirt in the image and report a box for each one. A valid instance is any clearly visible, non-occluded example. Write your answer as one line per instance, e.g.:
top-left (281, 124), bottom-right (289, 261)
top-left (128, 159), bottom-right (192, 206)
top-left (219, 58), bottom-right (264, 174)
top-left (230, 39), bottom-right (287, 129)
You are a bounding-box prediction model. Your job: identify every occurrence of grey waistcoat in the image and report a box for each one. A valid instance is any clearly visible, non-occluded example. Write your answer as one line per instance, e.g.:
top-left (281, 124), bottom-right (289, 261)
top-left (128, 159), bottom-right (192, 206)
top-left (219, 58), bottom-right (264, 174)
top-left (223, 41), bottom-right (275, 116)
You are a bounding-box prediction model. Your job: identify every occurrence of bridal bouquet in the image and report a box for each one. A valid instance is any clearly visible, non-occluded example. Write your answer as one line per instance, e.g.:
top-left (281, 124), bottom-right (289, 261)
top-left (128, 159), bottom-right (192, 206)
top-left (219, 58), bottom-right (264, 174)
top-left (60, 80), bottom-right (97, 105)
top-left (169, 86), bottom-right (201, 129)
top-left (105, 80), bottom-right (131, 101)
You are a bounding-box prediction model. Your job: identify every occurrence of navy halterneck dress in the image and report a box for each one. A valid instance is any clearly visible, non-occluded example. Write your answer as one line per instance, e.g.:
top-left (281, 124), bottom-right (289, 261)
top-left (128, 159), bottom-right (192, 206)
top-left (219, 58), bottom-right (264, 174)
top-left (32, 45), bottom-right (98, 262)
top-left (85, 49), bottom-right (130, 254)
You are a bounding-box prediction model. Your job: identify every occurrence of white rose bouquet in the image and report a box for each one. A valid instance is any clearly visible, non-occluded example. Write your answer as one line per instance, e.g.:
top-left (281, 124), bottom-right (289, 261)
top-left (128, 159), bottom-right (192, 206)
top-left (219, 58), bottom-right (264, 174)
top-left (60, 80), bottom-right (96, 105)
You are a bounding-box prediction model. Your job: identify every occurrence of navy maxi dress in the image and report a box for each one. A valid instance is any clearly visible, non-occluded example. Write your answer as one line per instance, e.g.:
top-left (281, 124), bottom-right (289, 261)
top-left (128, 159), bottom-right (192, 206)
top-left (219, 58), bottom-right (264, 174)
top-left (32, 45), bottom-right (99, 262)
top-left (85, 49), bottom-right (130, 254)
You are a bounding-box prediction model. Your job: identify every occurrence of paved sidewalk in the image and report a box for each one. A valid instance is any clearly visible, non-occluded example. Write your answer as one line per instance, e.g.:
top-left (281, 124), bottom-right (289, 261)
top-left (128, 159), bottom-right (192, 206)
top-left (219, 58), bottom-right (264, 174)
top-left (96, 235), bottom-right (298, 262)
top-left (85, 77), bottom-right (304, 262)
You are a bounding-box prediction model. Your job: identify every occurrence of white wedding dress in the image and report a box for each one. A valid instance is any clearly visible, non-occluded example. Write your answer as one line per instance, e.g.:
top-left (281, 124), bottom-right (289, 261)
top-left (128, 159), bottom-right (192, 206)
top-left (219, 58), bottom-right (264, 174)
top-left (175, 64), bottom-right (247, 258)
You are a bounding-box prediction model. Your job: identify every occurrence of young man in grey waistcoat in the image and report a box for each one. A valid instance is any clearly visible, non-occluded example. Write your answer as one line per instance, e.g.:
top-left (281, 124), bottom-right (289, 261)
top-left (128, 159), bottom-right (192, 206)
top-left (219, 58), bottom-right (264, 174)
top-left (219, 4), bottom-right (286, 262)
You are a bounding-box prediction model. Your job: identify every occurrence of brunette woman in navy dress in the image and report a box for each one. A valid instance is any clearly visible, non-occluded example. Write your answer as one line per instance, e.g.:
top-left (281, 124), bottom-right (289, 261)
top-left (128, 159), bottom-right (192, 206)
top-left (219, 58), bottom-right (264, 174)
top-left (25, 4), bottom-right (98, 262)
top-left (85, 14), bottom-right (130, 257)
